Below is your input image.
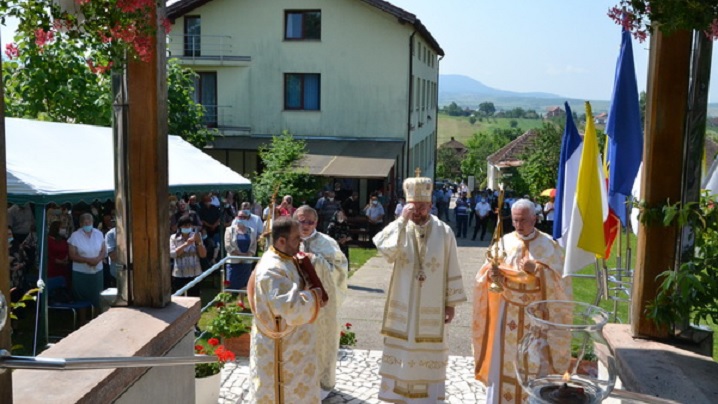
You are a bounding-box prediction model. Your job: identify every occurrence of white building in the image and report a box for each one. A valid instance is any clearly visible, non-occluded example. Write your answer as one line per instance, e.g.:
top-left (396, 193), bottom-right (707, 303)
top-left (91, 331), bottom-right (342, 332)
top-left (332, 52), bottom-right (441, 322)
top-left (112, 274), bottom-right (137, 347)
top-left (167, 0), bottom-right (441, 197)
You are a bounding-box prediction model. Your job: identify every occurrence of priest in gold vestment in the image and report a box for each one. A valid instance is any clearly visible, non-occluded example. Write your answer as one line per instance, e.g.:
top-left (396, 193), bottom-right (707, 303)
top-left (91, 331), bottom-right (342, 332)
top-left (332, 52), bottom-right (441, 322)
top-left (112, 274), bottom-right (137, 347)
top-left (472, 199), bottom-right (572, 403)
top-left (247, 217), bottom-right (326, 403)
top-left (373, 176), bottom-right (467, 403)
top-left (294, 205), bottom-right (349, 399)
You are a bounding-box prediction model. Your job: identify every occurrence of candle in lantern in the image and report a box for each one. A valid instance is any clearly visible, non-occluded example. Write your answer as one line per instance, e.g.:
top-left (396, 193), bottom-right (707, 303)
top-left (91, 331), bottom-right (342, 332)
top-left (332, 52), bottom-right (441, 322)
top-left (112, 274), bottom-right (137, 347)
top-left (534, 372), bottom-right (596, 404)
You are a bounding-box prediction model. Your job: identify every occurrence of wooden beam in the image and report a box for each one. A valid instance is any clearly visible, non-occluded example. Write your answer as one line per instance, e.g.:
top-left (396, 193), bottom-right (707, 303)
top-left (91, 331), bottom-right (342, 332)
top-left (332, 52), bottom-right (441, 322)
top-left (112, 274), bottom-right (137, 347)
top-left (0, 31), bottom-right (13, 401)
top-left (125, 2), bottom-right (171, 307)
top-left (632, 29), bottom-right (693, 338)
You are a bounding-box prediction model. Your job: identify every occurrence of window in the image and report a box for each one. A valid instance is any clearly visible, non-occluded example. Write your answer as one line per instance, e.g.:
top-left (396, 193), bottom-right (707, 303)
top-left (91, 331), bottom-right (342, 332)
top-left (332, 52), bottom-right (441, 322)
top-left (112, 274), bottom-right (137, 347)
top-left (285, 73), bottom-right (320, 110)
top-left (193, 72), bottom-right (218, 126)
top-left (285, 10), bottom-right (321, 40)
top-left (184, 16), bottom-right (201, 57)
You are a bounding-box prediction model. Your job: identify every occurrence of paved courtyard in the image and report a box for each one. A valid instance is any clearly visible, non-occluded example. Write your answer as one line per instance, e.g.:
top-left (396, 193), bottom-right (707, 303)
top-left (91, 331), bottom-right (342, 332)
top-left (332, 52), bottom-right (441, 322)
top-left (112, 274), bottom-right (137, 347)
top-left (219, 237), bottom-right (491, 403)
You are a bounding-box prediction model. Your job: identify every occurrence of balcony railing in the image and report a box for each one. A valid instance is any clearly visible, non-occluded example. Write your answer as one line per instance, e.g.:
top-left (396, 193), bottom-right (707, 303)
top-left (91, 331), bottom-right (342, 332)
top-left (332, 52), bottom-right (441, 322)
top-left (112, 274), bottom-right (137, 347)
top-left (167, 34), bottom-right (250, 62)
top-left (200, 105), bottom-right (248, 130)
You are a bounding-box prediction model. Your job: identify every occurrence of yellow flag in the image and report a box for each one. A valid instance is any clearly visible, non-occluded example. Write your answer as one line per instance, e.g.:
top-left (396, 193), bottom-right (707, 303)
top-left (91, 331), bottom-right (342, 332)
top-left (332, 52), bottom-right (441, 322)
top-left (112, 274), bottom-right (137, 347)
top-left (576, 102), bottom-right (606, 256)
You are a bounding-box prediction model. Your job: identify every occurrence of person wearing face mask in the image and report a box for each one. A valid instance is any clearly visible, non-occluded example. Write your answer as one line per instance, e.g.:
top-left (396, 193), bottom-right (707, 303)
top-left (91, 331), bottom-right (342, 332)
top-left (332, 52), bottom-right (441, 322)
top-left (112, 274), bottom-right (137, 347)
top-left (68, 213), bottom-right (107, 310)
top-left (372, 176), bottom-right (466, 403)
top-left (364, 195), bottom-right (385, 244)
top-left (48, 220), bottom-right (72, 287)
top-left (318, 191), bottom-right (341, 233)
top-left (224, 210), bottom-right (257, 290)
top-left (326, 210), bottom-right (352, 260)
top-left (169, 215), bottom-right (207, 296)
top-left (472, 195), bottom-right (492, 241)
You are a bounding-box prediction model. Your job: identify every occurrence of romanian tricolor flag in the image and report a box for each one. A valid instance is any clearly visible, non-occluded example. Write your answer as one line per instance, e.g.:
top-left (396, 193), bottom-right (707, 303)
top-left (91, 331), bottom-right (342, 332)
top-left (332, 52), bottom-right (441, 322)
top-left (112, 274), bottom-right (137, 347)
top-left (603, 141), bottom-right (620, 258)
top-left (563, 102), bottom-right (608, 277)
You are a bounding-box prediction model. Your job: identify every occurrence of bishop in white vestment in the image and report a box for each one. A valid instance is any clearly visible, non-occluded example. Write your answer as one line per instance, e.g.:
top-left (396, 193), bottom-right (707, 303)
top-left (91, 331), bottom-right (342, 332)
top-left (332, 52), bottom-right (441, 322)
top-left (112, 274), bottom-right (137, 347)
top-left (247, 217), bottom-right (324, 403)
top-left (295, 205), bottom-right (349, 396)
top-left (373, 176), bottom-right (467, 403)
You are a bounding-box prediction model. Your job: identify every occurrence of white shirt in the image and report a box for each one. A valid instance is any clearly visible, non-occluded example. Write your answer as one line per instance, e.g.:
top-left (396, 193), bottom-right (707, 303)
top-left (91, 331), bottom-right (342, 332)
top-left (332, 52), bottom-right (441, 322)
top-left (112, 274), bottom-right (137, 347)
top-left (474, 201), bottom-right (492, 217)
top-left (394, 202), bottom-right (404, 218)
top-left (545, 201), bottom-right (555, 221)
top-left (68, 228), bottom-right (105, 274)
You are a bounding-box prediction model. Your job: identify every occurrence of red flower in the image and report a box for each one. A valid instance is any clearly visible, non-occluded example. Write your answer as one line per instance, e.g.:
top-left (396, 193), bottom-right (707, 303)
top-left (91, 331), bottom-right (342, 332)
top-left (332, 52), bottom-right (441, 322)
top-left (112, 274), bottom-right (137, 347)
top-left (223, 280), bottom-right (231, 287)
top-left (194, 344), bottom-right (205, 354)
top-left (237, 300), bottom-right (245, 309)
top-left (161, 17), bottom-right (172, 34)
top-left (215, 302), bottom-right (225, 308)
top-left (214, 345), bottom-right (236, 362)
top-left (340, 331), bottom-right (346, 337)
top-left (4, 43), bottom-right (19, 60)
top-left (208, 338), bottom-right (220, 347)
top-left (34, 29), bottom-right (55, 48)
top-left (345, 322), bottom-right (352, 328)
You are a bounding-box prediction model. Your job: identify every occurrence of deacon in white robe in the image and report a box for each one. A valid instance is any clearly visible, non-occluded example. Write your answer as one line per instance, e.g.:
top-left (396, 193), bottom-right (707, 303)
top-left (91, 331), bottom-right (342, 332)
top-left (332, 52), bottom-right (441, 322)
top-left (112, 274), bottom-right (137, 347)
top-left (472, 199), bottom-right (572, 404)
top-left (247, 217), bottom-right (325, 403)
top-left (294, 206), bottom-right (349, 397)
top-left (373, 176), bottom-right (467, 403)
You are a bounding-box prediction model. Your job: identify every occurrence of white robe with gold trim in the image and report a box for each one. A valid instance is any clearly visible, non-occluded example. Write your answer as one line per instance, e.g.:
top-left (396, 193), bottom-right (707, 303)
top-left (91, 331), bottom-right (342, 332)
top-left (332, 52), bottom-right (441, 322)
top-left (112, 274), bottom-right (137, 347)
top-left (247, 248), bottom-right (322, 403)
top-left (373, 215), bottom-right (467, 403)
top-left (472, 230), bottom-right (572, 404)
top-left (300, 231), bottom-right (349, 391)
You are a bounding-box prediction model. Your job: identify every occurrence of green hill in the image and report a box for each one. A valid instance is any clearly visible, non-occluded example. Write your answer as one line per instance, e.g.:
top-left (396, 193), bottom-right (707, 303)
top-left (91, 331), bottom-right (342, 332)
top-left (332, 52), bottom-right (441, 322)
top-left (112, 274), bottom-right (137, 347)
top-left (437, 114), bottom-right (546, 145)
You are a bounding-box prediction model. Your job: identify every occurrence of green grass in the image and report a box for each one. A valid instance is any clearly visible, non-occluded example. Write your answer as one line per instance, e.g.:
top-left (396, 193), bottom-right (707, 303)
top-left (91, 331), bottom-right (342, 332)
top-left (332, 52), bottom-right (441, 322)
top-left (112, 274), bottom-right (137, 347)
top-left (348, 247), bottom-right (378, 277)
top-left (571, 234), bottom-right (718, 361)
top-left (438, 114), bottom-right (546, 145)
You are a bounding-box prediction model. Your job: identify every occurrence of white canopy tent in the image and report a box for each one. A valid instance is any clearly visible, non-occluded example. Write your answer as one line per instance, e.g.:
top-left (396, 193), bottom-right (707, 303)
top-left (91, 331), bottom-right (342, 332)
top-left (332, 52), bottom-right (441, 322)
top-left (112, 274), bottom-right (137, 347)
top-left (5, 117), bottom-right (251, 204)
top-left (5, 117), bottom-right (251, 353)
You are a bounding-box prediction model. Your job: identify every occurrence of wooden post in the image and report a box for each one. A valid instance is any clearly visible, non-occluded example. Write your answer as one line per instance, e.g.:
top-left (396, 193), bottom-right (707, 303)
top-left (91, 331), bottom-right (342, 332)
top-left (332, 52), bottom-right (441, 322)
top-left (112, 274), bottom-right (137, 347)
top-left (632, 29), bottom-right (693, 338)
top-left (125, 1), bottom-right (171, 307)
top-left (0, 30), bottom-right (13, 402)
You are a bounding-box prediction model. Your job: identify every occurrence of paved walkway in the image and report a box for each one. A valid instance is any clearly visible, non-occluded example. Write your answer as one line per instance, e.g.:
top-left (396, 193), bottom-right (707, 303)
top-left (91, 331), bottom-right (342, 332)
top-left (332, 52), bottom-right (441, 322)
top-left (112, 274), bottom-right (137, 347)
top-left (220, 234), bottom-right (491, 403)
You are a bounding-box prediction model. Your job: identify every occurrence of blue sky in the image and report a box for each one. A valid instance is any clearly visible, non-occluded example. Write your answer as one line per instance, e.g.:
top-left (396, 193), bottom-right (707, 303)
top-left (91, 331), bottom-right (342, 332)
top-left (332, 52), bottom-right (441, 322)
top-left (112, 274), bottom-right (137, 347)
top-left (1, 1), bottom-right (716, 101)
top-left (390, 0), bottom-right (718, 102)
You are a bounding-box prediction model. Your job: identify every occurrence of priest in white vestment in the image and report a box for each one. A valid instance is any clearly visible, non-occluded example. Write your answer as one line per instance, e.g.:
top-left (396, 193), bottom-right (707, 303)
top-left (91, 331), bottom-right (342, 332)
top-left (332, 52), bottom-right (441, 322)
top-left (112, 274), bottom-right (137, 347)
top-left (294, 205), bottom-right (349, 399)
top-left (247, 217), bottom-right (326, 403)
top-left (373, 175), bottom-right (467, 403)
top-left (472, 199), bottom-right (572, 404)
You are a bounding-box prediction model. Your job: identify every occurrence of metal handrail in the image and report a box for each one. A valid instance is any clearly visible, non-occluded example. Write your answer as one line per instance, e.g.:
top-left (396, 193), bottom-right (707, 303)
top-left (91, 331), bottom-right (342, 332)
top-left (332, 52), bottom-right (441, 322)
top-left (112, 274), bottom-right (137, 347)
top-left (0, 351), bottom-right (215, 371)
top-left (172, 255), bottom-right (260, 297)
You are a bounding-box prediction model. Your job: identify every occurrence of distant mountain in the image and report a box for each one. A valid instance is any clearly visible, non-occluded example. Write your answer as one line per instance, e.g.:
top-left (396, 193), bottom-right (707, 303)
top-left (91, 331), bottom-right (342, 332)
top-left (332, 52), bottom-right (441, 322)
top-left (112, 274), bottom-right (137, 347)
top-left (439, 74), bottom-right (561, 99)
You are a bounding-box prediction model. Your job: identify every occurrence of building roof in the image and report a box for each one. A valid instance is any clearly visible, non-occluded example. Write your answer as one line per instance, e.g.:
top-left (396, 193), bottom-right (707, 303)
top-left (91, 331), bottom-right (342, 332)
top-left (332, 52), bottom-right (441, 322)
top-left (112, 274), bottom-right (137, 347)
top-left (487, 129), bottom-right (540, 168)
top-left (166, 0), bottom-right (444, 55)
top-left (440, 137), bottom-right (467, 151)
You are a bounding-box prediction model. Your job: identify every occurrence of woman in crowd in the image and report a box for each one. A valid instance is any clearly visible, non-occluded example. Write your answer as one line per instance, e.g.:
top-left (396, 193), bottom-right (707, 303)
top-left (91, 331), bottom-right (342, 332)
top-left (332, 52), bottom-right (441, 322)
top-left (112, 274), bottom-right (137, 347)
top-left (68, 213), bottom-right (106, 309)
top-left (48, 220), bottom-right (71, 287)
top-left (224, 210), bottom-right (257, 290)
top-left (326, 210), bottom-right (351, 260)
top-left (169, 215), bottom-right (206, 296)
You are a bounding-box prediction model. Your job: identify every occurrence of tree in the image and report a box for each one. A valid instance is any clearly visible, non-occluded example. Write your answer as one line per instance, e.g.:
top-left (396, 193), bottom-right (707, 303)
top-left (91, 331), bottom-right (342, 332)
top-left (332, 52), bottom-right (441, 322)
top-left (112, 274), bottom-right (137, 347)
top-left (516, 122), bottom-right (562, 196)
top-left (460, 130), bottom-right (512, 185)
top-left (252, 132), bottom-right (320, 205)
top-left (442, 102), bottom-right (465, 117)
top-left (510, 119), bottom-right (518, 128)
top-left (469, 116), bottom-right (477, 125)
top-left (3, 31), bottom-right (216, 147)
top-left (639, 90), bottom-right (647, 127)
top-left (478, 102), bottom-right (496, 117)
top-left (436, 147), bottom-right (462, 179)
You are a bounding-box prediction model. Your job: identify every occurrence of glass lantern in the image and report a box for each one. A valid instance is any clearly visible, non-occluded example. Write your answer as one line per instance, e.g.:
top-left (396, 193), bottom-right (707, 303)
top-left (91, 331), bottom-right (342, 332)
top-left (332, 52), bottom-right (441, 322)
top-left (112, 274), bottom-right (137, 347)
top-left (516, 300), bottom-right (616, 404)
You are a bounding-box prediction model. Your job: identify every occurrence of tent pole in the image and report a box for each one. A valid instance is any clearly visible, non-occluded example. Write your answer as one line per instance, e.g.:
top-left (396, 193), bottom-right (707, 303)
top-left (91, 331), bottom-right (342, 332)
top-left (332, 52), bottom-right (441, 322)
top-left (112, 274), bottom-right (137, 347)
top-left (32, 204), bottom-right (47, 355)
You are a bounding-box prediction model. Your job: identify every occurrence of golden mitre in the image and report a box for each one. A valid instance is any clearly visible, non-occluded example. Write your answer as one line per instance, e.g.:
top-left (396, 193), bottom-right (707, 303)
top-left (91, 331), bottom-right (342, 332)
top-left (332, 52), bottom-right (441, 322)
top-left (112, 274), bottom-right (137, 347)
top-left (403, 175), bottom-right (433, 203)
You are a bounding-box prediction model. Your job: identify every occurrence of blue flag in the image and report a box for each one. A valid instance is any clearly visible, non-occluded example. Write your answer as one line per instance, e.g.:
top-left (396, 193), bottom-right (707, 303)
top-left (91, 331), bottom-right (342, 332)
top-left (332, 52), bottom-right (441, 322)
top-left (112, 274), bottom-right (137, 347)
top-left (606, 30), bottom-right (643, 225)
top-left (553, 102), bottom-right (583, 243)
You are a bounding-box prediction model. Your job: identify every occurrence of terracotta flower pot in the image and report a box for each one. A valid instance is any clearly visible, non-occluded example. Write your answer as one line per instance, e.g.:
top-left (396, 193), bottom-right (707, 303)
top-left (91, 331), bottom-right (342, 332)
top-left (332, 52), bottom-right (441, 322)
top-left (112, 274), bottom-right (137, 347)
top-left (223, 333), bottom-right (251, 357)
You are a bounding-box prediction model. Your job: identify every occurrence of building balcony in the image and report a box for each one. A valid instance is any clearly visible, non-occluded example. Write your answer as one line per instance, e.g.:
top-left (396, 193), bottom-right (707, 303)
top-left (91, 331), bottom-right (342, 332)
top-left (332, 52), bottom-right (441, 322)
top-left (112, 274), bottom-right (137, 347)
top-left (167, 35), bottom-right (251, 66)
top-left (202, 105), bottom-right (251, 133)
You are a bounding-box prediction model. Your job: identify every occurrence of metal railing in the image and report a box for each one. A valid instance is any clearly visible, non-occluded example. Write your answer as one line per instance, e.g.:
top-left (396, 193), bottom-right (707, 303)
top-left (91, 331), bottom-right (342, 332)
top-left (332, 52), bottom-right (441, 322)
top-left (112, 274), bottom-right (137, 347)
top-left (198, 104), bottom-right (241, 128)
top-left (167, 34), bottom-right (243, 61)
top-left (0, 350), bottom-right (214, 371)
